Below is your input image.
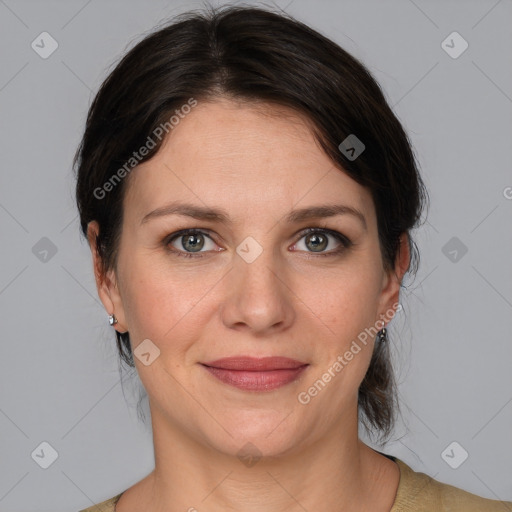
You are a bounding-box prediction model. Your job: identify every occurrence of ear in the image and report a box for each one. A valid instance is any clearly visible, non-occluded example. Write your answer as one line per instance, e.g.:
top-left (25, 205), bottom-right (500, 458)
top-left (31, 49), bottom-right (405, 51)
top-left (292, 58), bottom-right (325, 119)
top-left (87, 220), bottom-right (128, 333)
top-left (376, 232), bottom-right (410, 326)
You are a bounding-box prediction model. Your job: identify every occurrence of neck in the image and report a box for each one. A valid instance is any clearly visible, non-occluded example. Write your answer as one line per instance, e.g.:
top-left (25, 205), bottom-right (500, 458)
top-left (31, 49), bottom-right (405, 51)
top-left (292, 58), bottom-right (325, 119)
top-left (133, 403), bottom-right (399, 512)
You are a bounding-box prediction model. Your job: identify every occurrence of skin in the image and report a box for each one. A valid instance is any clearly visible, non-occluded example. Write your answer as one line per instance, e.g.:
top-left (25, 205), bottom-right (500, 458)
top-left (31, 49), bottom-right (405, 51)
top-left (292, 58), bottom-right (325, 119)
top-left (88, 98), bottom-right (410, 512)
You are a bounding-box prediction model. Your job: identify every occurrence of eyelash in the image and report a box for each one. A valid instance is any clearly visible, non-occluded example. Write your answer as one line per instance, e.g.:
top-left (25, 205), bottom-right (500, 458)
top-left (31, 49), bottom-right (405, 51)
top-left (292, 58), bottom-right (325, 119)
top-left (163, 227), bottom-right (353, 259)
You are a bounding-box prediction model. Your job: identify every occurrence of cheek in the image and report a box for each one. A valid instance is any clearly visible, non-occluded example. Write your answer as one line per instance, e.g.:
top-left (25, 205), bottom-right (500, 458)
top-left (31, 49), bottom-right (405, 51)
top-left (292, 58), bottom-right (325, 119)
top-left (295, 271), bottom-right (381, 411)
top-left (118, 255), bottom-right (217, 348)
top-left (295, 262), bottom-right (382, 345)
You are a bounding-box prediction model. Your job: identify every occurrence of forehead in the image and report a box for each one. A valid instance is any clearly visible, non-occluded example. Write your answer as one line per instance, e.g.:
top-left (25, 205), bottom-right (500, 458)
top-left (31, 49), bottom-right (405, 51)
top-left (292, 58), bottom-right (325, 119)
top-left (123, 99), bottom-right (374, 224)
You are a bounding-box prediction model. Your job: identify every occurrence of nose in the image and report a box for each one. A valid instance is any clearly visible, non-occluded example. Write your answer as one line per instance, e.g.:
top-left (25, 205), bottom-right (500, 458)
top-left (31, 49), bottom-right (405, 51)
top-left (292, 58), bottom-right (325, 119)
top-left (220, 245), bottom-right (295, 335)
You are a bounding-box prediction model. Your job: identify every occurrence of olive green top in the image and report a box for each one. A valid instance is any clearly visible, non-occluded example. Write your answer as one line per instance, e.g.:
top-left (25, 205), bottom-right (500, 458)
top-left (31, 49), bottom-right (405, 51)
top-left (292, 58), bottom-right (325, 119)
top-left (79, 456), bottom-right (512, 511)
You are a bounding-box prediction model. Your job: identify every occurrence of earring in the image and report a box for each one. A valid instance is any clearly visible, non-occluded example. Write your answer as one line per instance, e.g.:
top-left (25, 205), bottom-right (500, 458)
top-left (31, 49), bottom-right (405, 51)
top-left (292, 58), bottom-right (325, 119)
top-left (377, 326), bottom-right (387, 343)
top-left (108, 314), bottom-right (118, 326)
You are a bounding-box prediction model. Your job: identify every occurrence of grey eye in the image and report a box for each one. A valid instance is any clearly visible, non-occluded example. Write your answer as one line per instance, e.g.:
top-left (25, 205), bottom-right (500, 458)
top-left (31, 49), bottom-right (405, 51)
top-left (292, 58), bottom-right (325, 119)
top-left (169, 231), bottom-right (216, 253)
top-left (305, 232), bottom-right (328, 252)
top-left (295, 231), bottom-right (342, 253)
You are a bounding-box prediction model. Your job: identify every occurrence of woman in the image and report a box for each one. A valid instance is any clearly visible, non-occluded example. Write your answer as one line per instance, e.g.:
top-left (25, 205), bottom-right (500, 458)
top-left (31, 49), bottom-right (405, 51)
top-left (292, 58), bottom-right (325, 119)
top-left (74, 5), bottom-right (511, 511)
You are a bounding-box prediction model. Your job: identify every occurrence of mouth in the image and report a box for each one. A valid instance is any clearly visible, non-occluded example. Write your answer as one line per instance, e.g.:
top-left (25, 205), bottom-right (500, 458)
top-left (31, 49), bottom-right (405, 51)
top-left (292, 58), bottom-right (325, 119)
top-left (200, 356), bottom-right (309, 391)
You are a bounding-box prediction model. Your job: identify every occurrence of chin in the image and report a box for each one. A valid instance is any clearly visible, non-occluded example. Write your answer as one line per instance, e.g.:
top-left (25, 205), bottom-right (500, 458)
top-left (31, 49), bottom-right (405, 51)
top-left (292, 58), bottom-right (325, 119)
top-left (202, 409), bottom-right (306, 461)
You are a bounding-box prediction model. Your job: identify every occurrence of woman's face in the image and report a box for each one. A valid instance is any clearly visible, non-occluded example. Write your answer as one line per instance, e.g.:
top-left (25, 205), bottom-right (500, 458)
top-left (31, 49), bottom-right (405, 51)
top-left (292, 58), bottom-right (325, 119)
top-left (90, 98), bottom-right (405, 458)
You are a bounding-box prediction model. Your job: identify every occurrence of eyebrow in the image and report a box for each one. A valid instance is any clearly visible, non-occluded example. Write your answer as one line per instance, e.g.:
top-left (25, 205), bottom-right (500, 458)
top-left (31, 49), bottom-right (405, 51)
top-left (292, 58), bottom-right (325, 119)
top-left (140, 201), bottom-right (367, 231)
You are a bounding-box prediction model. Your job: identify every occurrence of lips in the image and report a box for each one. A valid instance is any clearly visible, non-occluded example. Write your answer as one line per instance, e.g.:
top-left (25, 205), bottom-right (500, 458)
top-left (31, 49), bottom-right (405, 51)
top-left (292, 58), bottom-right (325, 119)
top-left (202, 356), bottom-right (307, 371)
top-left (200, 356), bottom-right (309, 391)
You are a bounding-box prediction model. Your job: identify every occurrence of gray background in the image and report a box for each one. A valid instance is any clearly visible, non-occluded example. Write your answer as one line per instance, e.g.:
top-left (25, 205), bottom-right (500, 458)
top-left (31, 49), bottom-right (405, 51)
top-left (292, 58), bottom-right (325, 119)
top-left (0, 0), bottom-right (511, 510)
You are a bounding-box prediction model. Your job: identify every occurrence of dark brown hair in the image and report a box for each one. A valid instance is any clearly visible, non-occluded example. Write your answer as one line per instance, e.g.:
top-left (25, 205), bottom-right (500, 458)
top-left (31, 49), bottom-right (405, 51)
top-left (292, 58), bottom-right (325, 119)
top-left (74, 4), bottom-right (428, 443)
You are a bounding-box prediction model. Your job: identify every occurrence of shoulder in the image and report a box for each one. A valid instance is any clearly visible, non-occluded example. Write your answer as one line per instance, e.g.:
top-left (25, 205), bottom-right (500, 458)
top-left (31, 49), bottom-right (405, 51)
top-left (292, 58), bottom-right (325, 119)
top-left (391, 457), bottom-right (512, 512)
top-left (78, 492), bottom-right (124, 512)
